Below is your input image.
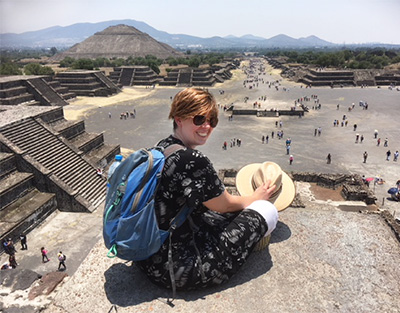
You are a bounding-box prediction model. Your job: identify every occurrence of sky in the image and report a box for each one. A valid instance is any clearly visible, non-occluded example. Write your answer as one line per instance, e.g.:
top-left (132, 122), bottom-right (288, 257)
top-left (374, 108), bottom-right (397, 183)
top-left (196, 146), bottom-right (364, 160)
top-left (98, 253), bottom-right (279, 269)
top-left (1, 0), bottom-right (400, 44)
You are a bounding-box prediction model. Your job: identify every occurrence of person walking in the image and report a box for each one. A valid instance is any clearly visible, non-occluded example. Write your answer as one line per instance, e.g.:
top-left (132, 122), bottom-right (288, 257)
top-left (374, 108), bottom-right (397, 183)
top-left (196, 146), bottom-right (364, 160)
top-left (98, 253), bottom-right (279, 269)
top-left (327, 153), bottom-right (331, 164)
top-left (57, 251), bottom-right (67, 271)
top-left (3, 238), bottom-right (16, 256)
top-left (41, 247), bottom-right (50, 263)
top-left (386, 150), bottom-right (391, 161)
top-left (394, 150), bottom-right (399, 162)
top-left (289, 155), bottom-right (294, 165)
top-left (9, 255), bottom-right (18, 269)
top-left (363, 151), bottom-right (368, 163)
top-left (19, 234), bottom-right (27, 250)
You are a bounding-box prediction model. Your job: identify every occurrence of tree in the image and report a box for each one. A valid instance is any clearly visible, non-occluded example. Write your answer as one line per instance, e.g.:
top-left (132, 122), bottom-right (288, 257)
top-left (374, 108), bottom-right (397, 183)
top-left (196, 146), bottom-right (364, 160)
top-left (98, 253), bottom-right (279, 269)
top-left (50, 47), bottom-right (58, 56)
top-left (0, 62), bottom-right (22, 75)
top-left (24, 63), bottom-right (54, 75)
top-left (188, 56), bottom-right (201, 68)
top-left (60, 57), bottom-right (75, 68)
top-left (72, 59), bottom-right (94, 70)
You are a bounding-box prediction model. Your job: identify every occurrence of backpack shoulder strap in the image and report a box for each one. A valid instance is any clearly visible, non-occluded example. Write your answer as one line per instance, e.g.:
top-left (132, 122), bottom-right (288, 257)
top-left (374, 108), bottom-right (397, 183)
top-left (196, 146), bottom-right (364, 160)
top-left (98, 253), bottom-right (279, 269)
top-left (162, 143), bottom-right (184, 159)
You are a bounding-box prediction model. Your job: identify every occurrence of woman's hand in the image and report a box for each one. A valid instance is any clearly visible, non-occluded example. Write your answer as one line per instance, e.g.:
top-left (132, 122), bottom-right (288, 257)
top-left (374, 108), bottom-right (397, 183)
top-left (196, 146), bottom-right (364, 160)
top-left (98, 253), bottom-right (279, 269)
top-left (252, 180), bottom-right (276, 201)
top-left (203, 181), bottom-right (276, 214)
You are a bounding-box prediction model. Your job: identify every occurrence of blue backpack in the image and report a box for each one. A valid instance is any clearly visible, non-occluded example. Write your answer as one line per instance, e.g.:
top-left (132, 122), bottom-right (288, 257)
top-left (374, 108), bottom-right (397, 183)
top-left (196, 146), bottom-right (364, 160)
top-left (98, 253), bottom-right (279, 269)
top-left (103, 144), bottom-right (192, 261)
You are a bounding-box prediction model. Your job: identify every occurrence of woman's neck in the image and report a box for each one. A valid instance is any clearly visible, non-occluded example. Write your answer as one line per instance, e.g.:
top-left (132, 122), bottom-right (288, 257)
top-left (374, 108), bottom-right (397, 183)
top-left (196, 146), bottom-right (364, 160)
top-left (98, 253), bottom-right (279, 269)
top-left (172, 130), bottom-right (193, 149)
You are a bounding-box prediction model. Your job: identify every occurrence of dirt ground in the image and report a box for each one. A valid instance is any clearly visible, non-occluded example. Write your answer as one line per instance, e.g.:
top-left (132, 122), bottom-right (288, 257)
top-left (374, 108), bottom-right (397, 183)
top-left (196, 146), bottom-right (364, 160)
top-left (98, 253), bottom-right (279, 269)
top-left (309, 183), bottom-right (344, 201)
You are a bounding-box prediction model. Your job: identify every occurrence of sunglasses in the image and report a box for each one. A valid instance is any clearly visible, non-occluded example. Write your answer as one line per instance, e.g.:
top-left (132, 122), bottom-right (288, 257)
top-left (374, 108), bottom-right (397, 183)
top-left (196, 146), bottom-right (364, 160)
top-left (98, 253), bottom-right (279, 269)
top-left (192, 115), bottom-right (218, 128)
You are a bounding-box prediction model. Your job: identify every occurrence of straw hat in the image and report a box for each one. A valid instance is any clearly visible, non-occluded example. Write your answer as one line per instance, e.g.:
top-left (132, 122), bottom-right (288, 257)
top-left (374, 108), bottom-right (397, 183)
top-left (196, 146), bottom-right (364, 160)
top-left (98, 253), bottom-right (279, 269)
top-left (236, 162), bottom-right (295, 211)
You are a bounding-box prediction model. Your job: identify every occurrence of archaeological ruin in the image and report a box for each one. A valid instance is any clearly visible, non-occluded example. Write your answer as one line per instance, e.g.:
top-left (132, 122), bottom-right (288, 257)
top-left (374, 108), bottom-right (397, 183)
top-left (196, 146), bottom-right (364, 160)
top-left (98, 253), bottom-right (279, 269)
top-left (0, 76), bottom-right (120, 253)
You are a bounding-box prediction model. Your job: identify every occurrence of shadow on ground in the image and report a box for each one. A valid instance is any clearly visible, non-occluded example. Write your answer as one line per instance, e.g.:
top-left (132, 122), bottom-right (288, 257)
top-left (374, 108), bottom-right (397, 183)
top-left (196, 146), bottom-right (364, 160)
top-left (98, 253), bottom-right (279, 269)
top-left (103, 221), bottom-right (291, 307)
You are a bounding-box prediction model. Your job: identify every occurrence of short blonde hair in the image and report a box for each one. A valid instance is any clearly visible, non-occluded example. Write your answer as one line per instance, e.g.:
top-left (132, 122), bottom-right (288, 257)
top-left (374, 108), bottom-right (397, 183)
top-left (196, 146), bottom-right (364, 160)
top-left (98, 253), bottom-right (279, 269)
top-left (169, 88), bottom-right (218, 129)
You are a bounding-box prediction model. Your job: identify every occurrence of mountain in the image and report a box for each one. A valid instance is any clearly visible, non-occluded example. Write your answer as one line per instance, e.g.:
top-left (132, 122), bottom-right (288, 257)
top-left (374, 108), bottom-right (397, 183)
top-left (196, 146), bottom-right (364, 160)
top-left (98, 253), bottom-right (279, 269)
top-left (50, 24), bottom-right (184, 61)
top-left (298, 35), bottom-right (334, 46)
top-left (1, 19), bottom-right (337, 50)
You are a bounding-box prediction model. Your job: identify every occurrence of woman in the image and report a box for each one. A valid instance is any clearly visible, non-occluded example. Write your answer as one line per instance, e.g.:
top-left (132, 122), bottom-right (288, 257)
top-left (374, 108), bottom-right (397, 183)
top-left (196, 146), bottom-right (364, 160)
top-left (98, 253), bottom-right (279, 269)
top-left (137, 88), bottom-right (278, 290)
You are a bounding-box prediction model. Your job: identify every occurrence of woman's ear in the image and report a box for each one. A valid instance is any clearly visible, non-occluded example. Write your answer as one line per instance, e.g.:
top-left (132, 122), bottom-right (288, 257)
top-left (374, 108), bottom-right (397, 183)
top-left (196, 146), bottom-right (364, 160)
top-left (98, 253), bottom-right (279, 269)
top-left (174, 117), bottom-right (182, 127)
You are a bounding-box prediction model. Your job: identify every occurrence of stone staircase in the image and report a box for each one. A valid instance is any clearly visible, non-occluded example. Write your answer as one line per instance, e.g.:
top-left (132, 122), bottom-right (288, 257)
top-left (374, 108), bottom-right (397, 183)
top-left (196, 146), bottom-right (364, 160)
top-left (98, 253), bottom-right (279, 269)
top-left (0, 77), bottom-right (72, 106)
top-left (0, 79), bottom-right (41, 106)
top-left (54, 71), bottom-right (120, 97)
top-left (375, 74), bottom-right (400, 86)
top-left (0, 118), bottom-right (107, 211)
top-left (26, 77), bottom-right (68, 106)
top-left (0, 152), bottom-right (57, 254)
top-left (192, 69), bottom-right (216, 86)
top-left (109, 66), bottom-right (159, 86)
top-left (119, 67), bottom-right (135, 86)
top-left (45, 108), bottom-right (119, 167)
top-left (177, 69), bottom-right (193, 86)
top-left (300, 70), bottom-right (355, 87)
top-left (160, 68), bottom-right (216, 87)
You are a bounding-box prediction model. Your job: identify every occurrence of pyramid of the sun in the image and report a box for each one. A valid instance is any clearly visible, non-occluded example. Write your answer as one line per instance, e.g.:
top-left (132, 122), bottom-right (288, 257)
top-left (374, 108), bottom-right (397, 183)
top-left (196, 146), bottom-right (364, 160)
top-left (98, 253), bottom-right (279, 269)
top-left (51, 24), bottom-right (184, 61)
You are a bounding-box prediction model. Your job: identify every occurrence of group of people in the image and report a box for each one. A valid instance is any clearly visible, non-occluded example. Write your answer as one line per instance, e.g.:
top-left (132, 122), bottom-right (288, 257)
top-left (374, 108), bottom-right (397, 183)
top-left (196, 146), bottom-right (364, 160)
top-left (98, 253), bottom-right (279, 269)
top-left (40, 247), bottom-right (66, 270)
top-left (107, 109), bottom-right (137, 119)
top-left (2, 238), bottom-right (18, 269)
top-left (2, 235), bottom-right (67, 271)
top-left (223, 138), bottom-right (242, 149)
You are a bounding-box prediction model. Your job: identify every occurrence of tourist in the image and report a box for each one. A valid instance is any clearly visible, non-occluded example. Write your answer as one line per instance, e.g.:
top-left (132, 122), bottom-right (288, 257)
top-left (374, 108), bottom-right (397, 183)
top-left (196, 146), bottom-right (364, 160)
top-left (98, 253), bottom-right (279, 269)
top-left (289, 155), bottom-right (294, 165)
top-left (394, 150), bottom-right (399, 162)
top-left (327, 153), bottom-right (331, 164)
top-left (363, 151), bottom-right (368, 163)
top-left (386, 150), bottom-right (391, 161)
top-left (136, 88), bottom-right (280, 291)
top-left (3, 238), bottom-right (16, 256)
top-left (19, 234), bottom-right (27, 250)
top-left (57, 251), bottom-right (67, 271)
top-left (41, 247), bottom-right (50, 263)
top-left (384, 138), bottom-right (388, 147)
top-left (9, 255), bottom-right (17, 269)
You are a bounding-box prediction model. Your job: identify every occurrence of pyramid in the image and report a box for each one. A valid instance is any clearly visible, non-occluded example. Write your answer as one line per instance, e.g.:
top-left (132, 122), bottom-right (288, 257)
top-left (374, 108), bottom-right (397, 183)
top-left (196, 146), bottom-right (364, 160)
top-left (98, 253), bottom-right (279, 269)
top-left (51, 24), bottom-right (184, 61)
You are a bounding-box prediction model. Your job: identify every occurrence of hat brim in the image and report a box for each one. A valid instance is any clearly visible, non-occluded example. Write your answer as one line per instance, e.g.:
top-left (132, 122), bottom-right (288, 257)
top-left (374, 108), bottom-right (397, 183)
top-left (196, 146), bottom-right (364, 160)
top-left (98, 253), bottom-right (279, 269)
top-left (236, 163), bottom-right (295, 211)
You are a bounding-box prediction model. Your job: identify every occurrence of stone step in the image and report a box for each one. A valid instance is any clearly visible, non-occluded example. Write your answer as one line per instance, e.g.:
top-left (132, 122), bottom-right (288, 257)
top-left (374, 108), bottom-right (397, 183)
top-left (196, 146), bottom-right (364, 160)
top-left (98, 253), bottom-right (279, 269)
top-left (83, 143), bottom-right (120, 167)
top-left (53, 120), bottom-right (85, 140)
top-left (0, 171), bottom-right (34, 210)
top-left (0, 93), bottom-right (35, 106)
top-left (0, 189), bottom-right (57, 245)
top-left (1, 118), bottom-right (108, 209)
top-left (0, 86), bottom-right (27, 98)
top-left (31, 144), bottom-right (71, 165)
top-left (0, 152), bottom-right (16, 180)
top-left (71, 132), bottom-right (104, 154)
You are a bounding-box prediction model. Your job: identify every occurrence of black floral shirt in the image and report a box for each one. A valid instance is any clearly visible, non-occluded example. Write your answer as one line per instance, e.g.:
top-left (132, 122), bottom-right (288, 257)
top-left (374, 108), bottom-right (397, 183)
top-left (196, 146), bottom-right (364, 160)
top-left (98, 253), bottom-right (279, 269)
top-left (155, 135), bottom-right (225, 235)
